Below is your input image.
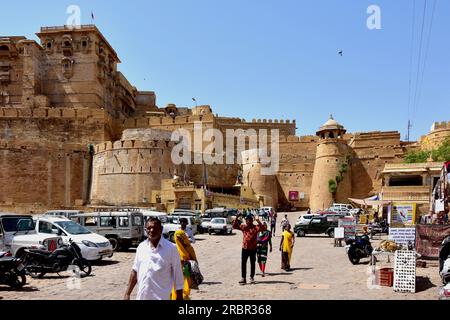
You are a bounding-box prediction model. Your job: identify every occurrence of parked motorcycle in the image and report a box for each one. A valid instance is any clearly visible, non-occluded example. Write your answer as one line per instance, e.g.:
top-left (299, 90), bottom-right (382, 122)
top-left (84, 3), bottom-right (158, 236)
top-left (439, 236), bottom-right (450, 285)
top-left (0, 254), bottom-right (27, 289)
top-left (346, 234), bottom-right (373, 265)
top-left (369, 220), bottom-right (389, 236)
top-left (22, 239), bottom-right (91, 278)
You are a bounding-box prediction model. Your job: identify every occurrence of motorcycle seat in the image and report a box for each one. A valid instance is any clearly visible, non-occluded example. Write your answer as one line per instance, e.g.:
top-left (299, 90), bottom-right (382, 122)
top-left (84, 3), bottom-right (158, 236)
top-left (0, 257), bottom-right (16, 264)
top-left (27, 249), bottom-right (52, 256)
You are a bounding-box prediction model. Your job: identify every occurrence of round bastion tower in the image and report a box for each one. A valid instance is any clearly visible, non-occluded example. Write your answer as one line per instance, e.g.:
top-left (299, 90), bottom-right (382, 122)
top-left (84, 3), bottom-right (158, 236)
top-left (310, 116), bottom-right (352, 212)
top-left (90, 129), bottom-right (176, 207)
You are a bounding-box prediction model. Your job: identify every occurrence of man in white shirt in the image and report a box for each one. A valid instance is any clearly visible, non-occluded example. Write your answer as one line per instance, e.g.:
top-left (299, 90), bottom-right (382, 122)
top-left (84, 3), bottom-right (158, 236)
top-left (185, 225), bottom-right (196, 244)
top-left (124, 218), bottom-right (184, 300)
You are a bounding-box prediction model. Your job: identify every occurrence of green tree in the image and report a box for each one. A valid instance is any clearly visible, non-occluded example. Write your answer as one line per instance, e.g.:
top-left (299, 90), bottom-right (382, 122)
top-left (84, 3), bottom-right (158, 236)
top-left (328, 179), bottom-right (337, 199)
top-left (431, 139), bottom-right (450, 162)
top-left (404, 150), bottom-right (431, 163)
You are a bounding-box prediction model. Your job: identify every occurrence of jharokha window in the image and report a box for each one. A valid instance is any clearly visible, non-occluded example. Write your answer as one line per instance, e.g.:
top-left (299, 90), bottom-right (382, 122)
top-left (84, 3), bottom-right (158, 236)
top-left (61, 58), bottom-right (75, 79)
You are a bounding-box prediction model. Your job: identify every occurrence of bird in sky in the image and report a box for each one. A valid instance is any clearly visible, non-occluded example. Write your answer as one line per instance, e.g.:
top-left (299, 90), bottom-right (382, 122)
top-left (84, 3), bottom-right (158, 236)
top-left (338, 50), bottom-right (343, 56)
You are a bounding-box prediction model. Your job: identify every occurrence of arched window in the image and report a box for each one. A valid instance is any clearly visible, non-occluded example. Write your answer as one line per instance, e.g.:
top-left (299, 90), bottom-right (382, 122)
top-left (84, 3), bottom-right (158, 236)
top-left (0, 45), bottom-right (9, 51)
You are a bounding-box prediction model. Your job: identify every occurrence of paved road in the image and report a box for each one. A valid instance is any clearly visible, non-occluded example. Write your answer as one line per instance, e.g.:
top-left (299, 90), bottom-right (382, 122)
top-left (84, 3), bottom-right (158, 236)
top-left (0, 212), bottom-right (442, 300)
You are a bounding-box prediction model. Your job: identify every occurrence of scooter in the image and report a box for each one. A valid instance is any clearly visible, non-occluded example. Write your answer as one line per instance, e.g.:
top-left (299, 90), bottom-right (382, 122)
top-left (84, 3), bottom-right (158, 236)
top-left (0, 254), bottom-right (27, 289)
top-left (22, 239), bottom-right (91, 279)
top-left (346, 234), bottom-right (373, 265)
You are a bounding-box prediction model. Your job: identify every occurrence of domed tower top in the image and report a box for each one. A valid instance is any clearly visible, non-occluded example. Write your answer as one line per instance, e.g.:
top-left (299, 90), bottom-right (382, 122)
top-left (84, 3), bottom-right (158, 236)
top-left (316, 115), bottom-right (346, 139)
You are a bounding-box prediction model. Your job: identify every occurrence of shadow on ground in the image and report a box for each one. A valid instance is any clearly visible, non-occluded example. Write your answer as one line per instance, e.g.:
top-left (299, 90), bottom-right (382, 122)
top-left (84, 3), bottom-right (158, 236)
top-left (254, 280), bottom-right (295, 285)
top-left (201, 281), bottom-right (222, 285)
top-left (91, 260), bottom-right (121, 266)
top-left (416, 276), bottom-right (437, 293)
top-left (0, 286), bottom-right (39, 292)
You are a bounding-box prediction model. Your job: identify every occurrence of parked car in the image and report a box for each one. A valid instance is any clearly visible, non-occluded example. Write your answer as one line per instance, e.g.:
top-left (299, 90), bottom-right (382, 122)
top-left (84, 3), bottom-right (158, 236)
top-left (296, 214), bottom-right (321, 225)
top-left (34, 216), bottom-right (113, 261)
top-left (204, 208), bottom-right (237, 219)
top-left (294, 216), bottom-right (338, 238)
top-left (44, 210), bottom-right (84, 219)
top-left (163, 215), bottom-right (196, 242)
top-left (171, 210), bottom-right (201, 231)
top-left (0, 214), bottom-right (62, 257)
top-left (327, 206), bottom-right (350, 215)
top-left (332, 203), bottom-right (354, 211)
top-left (71, 211), bottom-right (144, 251)
top-left (208, 217), bottom-right (233, 235)
top-left (198, 217), bottom-right (212, 234)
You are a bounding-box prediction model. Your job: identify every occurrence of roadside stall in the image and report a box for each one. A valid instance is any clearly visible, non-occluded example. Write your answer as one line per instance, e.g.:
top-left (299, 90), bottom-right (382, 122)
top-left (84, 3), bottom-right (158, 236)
top-left (348, 198), bottom-right (391, 238)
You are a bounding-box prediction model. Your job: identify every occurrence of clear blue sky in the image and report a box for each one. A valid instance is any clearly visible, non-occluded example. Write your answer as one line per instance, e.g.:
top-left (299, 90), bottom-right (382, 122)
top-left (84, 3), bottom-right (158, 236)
top-left (1, 0), bottom-right (449, 140)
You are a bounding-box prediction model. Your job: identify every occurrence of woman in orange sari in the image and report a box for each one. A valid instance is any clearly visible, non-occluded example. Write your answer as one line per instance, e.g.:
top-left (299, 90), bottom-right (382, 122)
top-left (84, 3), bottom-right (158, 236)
top-left (172, 218), bottom-right (197, 300)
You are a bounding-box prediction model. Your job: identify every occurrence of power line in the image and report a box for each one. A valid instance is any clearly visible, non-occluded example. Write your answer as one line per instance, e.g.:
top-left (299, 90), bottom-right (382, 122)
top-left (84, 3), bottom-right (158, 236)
top-left (406, 0), bottom-right (417, 135)
top-left (411, 0), bottom-right (428, 126)
top-left (413, 0), bottom-right (437, 122)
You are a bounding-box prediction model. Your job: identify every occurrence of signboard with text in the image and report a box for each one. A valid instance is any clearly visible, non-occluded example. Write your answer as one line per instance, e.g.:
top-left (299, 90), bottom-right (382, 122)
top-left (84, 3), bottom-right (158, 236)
top-left (389, 228), bottom-right (416, 246)
top-left (338, 217), bottom-right (356, 240)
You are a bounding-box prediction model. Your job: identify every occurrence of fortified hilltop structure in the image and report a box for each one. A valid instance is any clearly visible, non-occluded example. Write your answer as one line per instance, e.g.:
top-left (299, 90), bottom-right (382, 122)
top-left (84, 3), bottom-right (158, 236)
top-left (0, 25), bottom-right (447, 214)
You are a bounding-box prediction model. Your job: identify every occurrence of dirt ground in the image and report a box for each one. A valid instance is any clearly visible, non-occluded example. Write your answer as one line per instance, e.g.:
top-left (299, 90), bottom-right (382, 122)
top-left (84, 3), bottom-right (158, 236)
top-left (0, 212), bottom-right (443, 300)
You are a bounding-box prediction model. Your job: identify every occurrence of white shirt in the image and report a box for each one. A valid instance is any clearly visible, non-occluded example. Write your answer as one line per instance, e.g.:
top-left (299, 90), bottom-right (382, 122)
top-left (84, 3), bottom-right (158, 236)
top-left (132, 237), bottom-right (184, 300)
top-left (281, 218), bottom-right (290, 227)
top-left (185, 226), bottom-right (196, 244)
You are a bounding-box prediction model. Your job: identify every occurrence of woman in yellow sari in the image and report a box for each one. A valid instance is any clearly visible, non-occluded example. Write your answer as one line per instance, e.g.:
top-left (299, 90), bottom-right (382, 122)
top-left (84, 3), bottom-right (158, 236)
top-left (172, 218), bottom-right (197, 300)
top-left (279, 224), bottom-right (295, 271)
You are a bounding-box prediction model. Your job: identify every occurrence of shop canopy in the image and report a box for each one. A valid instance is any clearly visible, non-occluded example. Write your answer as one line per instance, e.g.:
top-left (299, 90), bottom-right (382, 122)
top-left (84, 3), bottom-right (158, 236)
top-left (348, 197), bottom-right (392, 207)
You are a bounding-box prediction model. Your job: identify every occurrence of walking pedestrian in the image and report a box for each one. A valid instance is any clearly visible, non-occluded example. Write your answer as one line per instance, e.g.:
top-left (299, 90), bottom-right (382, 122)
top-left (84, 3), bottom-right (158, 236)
top-left (279, 224), bottom-right (295, 271)
top-left (257, 222), bottom-right (272, 277)
top-left (171, 218), bottom-right (198, 300)
top-left (233, 213), bottom-right (263, 285)
top-left (124, 218), bottom-right (184, 300)
top-left (270, 211), bottom-right (277, 236)
top-left (280, 214), bottom-right (290, 232)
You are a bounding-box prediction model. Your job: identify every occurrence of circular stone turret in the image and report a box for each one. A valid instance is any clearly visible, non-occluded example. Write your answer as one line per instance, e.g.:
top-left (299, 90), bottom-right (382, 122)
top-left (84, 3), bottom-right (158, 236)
top-left (90, 132), bottom-right (176, 207)
top-left (310, 116), bottom-right (352, 211)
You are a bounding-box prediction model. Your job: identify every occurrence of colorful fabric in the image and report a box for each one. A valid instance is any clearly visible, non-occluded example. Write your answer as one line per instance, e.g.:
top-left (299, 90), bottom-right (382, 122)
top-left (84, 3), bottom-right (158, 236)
top-left (257, 230), bottom-right (272, 266)
top-left (172, 229), bottom-right (197, 300)
top-left (281, 230), bottom-right (294, 270)
top-left (233, 220), bottom-right (261, 250)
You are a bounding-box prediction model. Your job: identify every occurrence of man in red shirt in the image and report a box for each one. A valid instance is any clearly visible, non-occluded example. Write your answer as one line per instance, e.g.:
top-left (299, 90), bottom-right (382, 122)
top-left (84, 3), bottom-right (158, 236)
top-left (233, 213), bottom-right (263, 285)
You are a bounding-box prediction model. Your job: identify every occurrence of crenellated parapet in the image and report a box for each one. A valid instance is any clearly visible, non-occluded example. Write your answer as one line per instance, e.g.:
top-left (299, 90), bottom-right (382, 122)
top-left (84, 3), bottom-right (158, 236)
top-left (278, 135), bottom-right (317, 143)
top-left (0, 107), bottom-right (108, 120)
top-left (123, 113), bottom-right (215, 129)
top-left (431, 121), bottom-right (450, 132)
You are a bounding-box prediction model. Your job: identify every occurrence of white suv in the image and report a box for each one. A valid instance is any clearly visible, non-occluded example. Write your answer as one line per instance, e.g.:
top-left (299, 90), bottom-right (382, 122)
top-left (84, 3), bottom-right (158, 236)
top-left (0, 214), bottom-right (62, 257)
top-left (34, 216), bottom-right (113, 261)
top-left (296, 214), bottom-right (321, 225)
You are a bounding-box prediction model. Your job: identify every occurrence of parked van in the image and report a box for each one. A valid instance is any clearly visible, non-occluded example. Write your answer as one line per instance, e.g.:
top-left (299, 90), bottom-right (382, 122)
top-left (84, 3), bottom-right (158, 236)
top-left (44, 210), bottom-right (84, 219)
top-left (171, 210), bottom-right (201, 232)
top-left (163, 215), bottom-right (197, 242)
top-left (0, 213), bottom-right (62, 257)
top-left (141, 210), bottom-right (168, 224)
top-left (71, 211), bottom-right (144, 251)
top-left (34, 216), bottom-right (113, 261)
